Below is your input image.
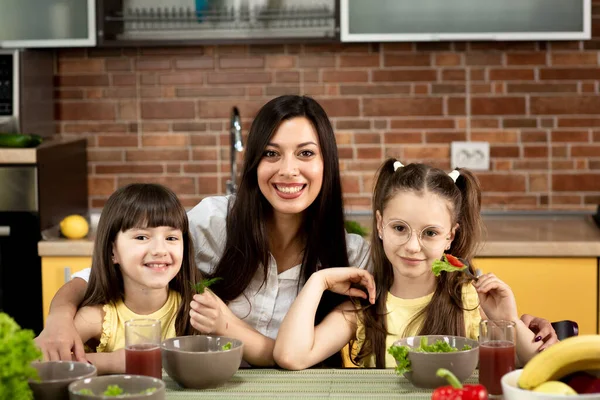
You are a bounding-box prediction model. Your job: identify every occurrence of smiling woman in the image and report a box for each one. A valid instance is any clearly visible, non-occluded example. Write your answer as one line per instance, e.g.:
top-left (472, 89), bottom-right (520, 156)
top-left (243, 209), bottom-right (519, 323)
top-left (187, 95), bottom-right (371, 366)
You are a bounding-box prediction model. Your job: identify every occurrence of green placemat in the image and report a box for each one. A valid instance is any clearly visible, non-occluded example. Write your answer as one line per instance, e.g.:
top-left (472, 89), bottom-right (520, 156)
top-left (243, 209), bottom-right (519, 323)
top-left (163, 369), bottom-right (480, 400)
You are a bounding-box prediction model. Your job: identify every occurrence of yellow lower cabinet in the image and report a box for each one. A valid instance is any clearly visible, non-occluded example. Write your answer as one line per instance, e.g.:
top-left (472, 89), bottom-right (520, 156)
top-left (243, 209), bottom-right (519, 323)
top-left (474, 258), bottom-right (598, 335)
top-left (41, 257), bottom-right (92, 323)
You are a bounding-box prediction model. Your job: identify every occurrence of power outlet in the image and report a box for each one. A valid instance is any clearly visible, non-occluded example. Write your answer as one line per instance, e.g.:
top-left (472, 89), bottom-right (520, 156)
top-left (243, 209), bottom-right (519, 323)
top-left (451, 142), bottom-right (490, 171)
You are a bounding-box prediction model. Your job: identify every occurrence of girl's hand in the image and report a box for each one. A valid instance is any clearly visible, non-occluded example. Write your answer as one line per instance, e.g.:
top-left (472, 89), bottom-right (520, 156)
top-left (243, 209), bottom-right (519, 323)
top-left (189, 290), bottom-right (228, 335)
top-left (316, 267), bottom-right (376, 304)
top-left (86, 348), bottom-right (126, 375)
top-left (473, 273), bottom-right (518, 322)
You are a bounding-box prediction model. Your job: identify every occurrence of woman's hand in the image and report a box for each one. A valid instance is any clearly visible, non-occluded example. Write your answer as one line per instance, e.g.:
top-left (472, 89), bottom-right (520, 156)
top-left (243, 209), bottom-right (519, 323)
top-left (520, 314), bottom-right (560, 350)
top-left (473, 273), bottom-right (518, 322)
top-left (35, 314), bottom-right (86, 362)
top-left (189, 290), bottom-right (228, 335)
top-left (316, 267), bottom-right (376, 304)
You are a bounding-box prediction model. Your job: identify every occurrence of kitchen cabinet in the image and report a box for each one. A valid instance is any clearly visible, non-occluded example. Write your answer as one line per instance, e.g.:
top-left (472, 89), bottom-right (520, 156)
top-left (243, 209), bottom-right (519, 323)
top-left (475, 258), bottom-right (598, 335)
top-left (41, 257), bottom-right (91, 322)
top-left (0, 0), bottom-right (96, 48)
top-left (340, 0), bottom-right (590, 42)
top-left (97, 0), bottom-right (337, 46)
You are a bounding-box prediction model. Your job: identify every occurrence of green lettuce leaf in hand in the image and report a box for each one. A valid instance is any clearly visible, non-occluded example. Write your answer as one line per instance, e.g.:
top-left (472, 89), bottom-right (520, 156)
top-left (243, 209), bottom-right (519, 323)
top-left (0, 312), bottom-right (42, 400)
top-left (431, 254), bottom-right (466, 277)
top-left (192, 277), bottom-right (223, 294)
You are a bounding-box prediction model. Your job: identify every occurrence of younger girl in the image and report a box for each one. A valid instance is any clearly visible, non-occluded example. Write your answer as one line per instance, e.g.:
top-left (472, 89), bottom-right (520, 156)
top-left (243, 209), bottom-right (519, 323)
top-left (72, 183), bottom-right (205, 374)
top-left (274, 159), bottom-right (542, 369)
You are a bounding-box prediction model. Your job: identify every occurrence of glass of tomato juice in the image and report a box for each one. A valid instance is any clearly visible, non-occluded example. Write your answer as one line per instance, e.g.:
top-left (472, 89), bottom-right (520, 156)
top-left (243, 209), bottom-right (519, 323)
top-left (125, 318), bottom-right (162, 380)
top-left (479, 319), bottom-right (516, 395)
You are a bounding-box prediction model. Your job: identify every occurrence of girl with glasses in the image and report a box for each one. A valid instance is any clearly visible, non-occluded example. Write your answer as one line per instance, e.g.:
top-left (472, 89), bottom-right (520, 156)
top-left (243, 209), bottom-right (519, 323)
top-left (274, 159), bottom-right (543, 369)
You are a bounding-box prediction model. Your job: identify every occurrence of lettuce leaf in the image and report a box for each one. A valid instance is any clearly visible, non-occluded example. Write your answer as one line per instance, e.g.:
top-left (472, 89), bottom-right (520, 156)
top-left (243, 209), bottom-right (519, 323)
top-left (387, 345), bottom-right (411, 375)
top-left (431, 255), bottom-right (466, 277)
top-left (103, 384), bottom-right (124, 396)
top-left (192, 277), bottom-right (223, 294)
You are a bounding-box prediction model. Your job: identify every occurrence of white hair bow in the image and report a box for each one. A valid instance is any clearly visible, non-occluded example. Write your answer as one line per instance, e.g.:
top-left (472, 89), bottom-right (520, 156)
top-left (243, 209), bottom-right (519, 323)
top-left (393, 161), bottom-right (404, 172)
top-left (448, 170), bottom-right (460, 183)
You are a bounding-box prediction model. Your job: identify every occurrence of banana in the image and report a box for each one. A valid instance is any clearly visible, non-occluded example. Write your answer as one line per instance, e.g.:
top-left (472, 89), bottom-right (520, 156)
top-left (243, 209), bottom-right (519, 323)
top-left (518, 335), bottom-right (600, 390)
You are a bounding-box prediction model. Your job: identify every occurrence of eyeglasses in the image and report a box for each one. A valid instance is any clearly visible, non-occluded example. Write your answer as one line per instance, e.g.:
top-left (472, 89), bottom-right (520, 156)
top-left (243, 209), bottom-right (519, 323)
top-left (381, 219), bottom-right (451, 250)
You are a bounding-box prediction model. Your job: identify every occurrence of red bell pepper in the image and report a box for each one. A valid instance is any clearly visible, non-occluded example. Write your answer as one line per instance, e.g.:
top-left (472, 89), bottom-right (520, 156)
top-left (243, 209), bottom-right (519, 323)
top-left (432, 368), bottom-right (488, 400)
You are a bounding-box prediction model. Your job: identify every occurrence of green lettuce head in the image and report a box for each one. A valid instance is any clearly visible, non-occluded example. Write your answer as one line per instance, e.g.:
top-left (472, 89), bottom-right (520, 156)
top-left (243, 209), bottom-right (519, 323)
top-left (0, 312), bottom-right (43, 400)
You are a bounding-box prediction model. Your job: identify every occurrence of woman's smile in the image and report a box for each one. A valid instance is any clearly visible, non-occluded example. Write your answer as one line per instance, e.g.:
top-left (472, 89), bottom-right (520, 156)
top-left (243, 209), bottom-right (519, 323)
top-left (273, 183), bottom-right (307, 199)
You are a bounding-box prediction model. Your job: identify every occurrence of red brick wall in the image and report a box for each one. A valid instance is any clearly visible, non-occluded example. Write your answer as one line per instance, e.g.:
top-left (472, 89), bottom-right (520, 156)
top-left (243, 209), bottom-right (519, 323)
top-left (56, 38), bottom-right (600, 211)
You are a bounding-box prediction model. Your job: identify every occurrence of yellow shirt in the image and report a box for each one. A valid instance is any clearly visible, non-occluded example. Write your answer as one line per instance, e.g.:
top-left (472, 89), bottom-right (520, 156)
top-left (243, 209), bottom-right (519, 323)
top-left (355, 284), bottom-right (481, 368)
top-left (96, 290), bottom-right (181, 353)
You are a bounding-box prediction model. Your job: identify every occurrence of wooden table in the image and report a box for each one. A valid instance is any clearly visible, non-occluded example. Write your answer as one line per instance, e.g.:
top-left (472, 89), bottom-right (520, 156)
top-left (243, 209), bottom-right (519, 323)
top-left (163, 369), bottom-right (481, 399)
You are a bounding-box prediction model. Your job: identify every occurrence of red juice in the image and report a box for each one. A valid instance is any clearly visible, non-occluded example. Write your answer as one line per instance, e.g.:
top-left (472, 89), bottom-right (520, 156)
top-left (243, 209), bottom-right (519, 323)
top-left (125, 344), bottom-right (162, 379)
top-left (479, 341), bottom-right (515, 395)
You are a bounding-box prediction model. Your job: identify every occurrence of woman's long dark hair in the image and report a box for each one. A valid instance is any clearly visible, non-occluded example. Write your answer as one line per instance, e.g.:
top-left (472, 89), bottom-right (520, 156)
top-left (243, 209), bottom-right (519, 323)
top-left (80, 183), bottom-right (202, 337)
top-left (353, 159), bottom-right (484, 367)
top-left (209, 95), bottom-right (350, 361)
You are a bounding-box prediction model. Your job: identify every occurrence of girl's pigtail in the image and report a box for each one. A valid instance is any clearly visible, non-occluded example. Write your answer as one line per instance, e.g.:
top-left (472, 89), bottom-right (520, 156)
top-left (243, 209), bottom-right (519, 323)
top-left (354, 158), bottom-right (398, 368)
top-left (450, 168), bottom-right (485, 262)
top-left (371, 158), bottom-right (399, 242)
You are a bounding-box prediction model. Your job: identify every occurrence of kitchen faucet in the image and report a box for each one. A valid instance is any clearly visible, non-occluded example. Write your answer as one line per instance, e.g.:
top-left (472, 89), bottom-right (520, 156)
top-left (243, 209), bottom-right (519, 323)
top-left (226, 107), bottom-right (243, 195)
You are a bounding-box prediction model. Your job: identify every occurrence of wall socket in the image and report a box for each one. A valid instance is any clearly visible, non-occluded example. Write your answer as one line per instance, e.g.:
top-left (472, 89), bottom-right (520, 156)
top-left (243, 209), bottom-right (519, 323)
top-left (451, 141), bottom-right (490, 171)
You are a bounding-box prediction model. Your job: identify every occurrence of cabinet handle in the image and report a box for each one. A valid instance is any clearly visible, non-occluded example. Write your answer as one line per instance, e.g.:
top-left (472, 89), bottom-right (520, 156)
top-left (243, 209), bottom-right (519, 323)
top-left (0, 226), bottom-right (10, 237)
top-left (64, 267), bottom-right (71, 283)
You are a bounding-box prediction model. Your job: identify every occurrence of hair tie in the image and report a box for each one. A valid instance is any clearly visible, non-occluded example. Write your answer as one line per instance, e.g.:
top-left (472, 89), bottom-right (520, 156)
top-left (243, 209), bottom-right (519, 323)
top-left (393, 161), bottom-right (404, 172)
top-left (448, 170), bottom-right (460, 183)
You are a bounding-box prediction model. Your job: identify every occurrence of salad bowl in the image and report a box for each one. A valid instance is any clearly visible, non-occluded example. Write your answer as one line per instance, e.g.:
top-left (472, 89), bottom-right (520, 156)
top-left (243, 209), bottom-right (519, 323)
top-left (390, 335), bottom-right (479, 389)
top-left (161, 335), bottom-right (243, 389)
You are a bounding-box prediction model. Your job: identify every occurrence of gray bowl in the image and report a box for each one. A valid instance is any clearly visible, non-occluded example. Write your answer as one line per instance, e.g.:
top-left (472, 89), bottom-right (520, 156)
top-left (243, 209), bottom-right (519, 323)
top-left (393, 335), bottom-right (479, 389)
top-left (68, 375), bottom-right (165, 399)
top-left (161, 335), bottom-right (243, 389)
top-left (28, 361), bottom-right (97, 400)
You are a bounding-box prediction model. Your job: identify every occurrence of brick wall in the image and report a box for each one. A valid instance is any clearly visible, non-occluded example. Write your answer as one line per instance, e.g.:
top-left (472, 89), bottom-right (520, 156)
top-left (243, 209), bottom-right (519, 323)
top-left (56, 35), bottom-right (600, 211)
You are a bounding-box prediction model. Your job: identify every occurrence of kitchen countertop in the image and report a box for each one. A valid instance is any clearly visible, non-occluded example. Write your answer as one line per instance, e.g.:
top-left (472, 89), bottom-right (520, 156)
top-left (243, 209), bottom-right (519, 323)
top-left (0, 137), bottom-right (83, 164)
top-left (38, 214), bottom-right (600, 258)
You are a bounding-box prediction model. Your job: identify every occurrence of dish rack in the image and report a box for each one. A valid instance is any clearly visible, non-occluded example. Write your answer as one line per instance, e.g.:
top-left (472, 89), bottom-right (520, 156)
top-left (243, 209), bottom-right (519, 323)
top-left (105, 0), bottom-right (336, 40)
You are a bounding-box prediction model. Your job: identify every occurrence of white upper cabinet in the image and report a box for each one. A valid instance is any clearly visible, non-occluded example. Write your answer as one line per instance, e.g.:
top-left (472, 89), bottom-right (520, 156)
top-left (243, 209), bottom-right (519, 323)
top-left (0, 0), bottom-right (96, 48)
top-left (341, 0), bottom-right (591, 42)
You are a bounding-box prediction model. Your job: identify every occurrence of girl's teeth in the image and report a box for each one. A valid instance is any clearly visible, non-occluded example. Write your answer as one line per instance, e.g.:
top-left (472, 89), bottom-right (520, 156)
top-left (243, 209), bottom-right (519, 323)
top-left (276, 185), bottom-right (303, 194)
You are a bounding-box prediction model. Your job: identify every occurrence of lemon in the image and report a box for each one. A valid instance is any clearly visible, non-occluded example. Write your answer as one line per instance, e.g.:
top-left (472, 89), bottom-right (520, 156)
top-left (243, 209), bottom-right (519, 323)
top-left (532, 381), bottom-right (577, 395)
top-left (60, 215), bottom-right (89, 239)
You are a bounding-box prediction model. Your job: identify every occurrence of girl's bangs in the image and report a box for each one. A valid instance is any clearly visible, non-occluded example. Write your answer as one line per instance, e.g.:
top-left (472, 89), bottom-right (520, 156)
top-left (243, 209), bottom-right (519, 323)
top-left (118, 195), bottom-right (187, 232)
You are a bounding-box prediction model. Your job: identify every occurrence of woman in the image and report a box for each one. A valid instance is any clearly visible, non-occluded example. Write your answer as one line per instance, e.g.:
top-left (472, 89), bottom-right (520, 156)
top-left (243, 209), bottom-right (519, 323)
top-left (35, 95), bottom-right (557, 366)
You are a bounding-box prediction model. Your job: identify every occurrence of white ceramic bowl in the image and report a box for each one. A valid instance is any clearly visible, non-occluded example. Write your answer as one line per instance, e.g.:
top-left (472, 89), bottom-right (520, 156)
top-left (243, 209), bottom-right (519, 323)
top-left (501, 370), bottom-right (600, 400)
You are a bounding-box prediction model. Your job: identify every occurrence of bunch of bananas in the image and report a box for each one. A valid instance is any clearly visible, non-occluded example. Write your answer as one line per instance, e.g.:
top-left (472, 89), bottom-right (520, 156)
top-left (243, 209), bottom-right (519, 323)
top-left (518, 335), bottom-right (600, 393)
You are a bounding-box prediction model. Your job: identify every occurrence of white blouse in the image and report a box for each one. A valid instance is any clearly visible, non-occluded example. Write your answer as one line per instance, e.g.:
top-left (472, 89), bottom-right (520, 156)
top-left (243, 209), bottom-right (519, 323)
top-left (73, 195), bottom-right (371, 340)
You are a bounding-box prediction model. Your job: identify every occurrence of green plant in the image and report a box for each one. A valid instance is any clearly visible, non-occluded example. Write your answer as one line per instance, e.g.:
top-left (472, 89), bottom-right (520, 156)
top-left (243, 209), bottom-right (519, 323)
top-left (0, 312), bottom-right (42, 400)
top-left (344, 220), bottom-right (369, 237)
